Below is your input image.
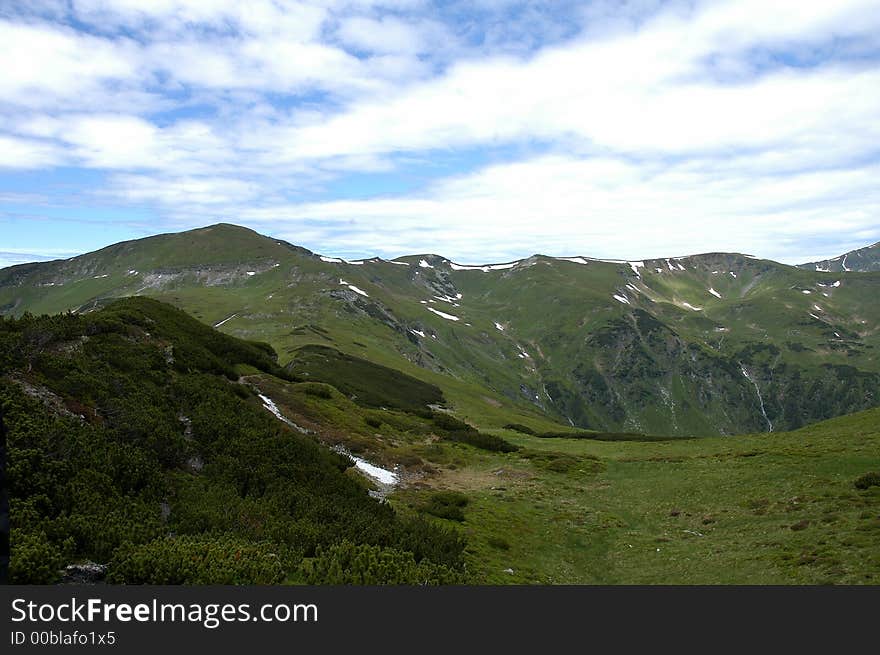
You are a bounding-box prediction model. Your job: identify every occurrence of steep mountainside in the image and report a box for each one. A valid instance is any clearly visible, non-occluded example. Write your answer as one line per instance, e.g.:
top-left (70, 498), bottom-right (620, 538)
top-left (800, 242), bottom-right (880, 273)
top-left (3, 224), bottom-right (879, 436)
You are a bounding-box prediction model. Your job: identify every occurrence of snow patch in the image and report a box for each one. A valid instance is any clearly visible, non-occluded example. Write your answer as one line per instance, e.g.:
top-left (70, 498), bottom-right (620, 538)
top-left (93, 274), bottom-right (108, 279)
top-left (213, 313), bottom-right (237, 328)
top-left (351, 457), bottom-right (398, 485)
top-left (320, 256), bottom-right (344, 263)
top-left (449, 261), bottom-right (517, 272)
top-left (410, 329), bottom-right (426, 338)
top-left (494, 322), bottom-right (505, 331)
top-left (629, 261), bottom-right (644, 276)
top-left (801, 289), bottom-right (811, 294)
top-left (556, 256), bottom-right (589, 265)
top-left (258, 394), bottom-right (308, 434)
top-left (729, 272), bottom-right (737, 278)
top-left (339, 279), bottom-right (369, 297)
top-left (246, 271), bottom-right (256, 276)
top-left (681, 302), bottom-right (703, 311)
top-left (832, 280), bottom-right (841, 287)
top-left (708, 288), bottom-right (722, 298)
top-left (427, 307), bottom-right (460, 321)
top-left (613, 294), bottom-right (630, 305)
top-left (419, 259), bottom-right (433, 269)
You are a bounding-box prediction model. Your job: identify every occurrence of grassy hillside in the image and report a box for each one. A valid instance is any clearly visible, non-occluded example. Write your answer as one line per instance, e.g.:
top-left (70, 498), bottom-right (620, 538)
top-left (393, 408), bottom-right (880, 584)
top-left (2, 224), bottom-right (879, 437)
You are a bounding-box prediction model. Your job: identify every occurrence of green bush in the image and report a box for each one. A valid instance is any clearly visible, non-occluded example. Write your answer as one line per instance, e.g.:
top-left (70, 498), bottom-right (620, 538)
top-left (503, 423), bottom-right (536, 435)
top-left (9, 531), bottom-right (63, 584)
top-left (421, 491), bottom-right (469, 522)
top-left (432, 412), bottom-right (471, 432)
top-left (854, 471), bottom-right (880, 490)
top-left (299, 382), bottom-right (334, 399)
top-left (487, 536), bottom-right (510, 551)
top-left (109, 536), bottom-right (287, 584)
top-left (299, 541), bottom-right (466, 585)
top-left (444, 430), bottom-right (519, 453)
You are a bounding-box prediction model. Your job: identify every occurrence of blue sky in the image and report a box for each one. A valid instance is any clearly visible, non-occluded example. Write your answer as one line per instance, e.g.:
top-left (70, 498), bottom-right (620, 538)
top-left (1, 0), bottom-right (879, 269)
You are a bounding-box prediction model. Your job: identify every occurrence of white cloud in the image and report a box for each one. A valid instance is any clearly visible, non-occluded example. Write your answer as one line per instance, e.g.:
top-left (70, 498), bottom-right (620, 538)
top-left (0, 135), bottom-right (63, 168)
top-left (1, 0), bottom-right (879, 264)
top-left (0, 19), bottom-right (145, 110)
top-left (336, 15), bottom-right (451, 54)
top-left (232, 154), bottom-right (880, 263)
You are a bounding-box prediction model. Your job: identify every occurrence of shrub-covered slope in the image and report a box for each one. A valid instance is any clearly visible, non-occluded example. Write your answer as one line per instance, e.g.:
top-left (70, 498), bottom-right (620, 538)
top-left (1, 297), bottom-right (465, 584)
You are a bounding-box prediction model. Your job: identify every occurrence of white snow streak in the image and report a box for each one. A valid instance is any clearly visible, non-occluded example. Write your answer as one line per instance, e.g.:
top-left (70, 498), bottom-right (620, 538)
top-left (740, 366), bottom-right (773, 432)
top-left (213, 313), bottom-right (237, 328)
top-left (427, 307), bottom-right (460, 321)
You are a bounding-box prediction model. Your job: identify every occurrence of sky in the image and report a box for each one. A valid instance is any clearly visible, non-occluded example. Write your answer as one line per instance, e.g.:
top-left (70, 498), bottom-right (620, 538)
top-left (1, 0), bottom-right (879, 268)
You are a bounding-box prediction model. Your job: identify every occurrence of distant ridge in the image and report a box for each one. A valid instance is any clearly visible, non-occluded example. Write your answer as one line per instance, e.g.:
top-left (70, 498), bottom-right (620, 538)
top-left (799, 241), bottom-right (880, 273)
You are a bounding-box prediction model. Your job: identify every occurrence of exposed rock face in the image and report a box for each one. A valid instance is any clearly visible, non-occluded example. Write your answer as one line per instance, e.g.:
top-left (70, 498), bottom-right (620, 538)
top-left (62, 562), bottom-right (107, 584)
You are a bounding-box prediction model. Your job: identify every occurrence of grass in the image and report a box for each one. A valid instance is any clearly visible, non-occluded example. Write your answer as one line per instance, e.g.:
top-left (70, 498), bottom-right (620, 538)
top-left (390, 408), bottom-right (880, 584)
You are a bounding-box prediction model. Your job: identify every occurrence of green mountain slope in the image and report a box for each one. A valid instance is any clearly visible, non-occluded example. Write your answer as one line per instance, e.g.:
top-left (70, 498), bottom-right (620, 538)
top-left (3, 224), bottom-right (879, 436)
top-left (1, 297), bottom-right (466, 584)
top-left (800, 241), bottom-right (880, 273)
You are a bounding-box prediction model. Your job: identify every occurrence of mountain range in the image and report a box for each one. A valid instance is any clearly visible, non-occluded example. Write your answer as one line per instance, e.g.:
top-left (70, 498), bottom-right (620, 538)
top-left (2, 223), bottom-right (879, 437)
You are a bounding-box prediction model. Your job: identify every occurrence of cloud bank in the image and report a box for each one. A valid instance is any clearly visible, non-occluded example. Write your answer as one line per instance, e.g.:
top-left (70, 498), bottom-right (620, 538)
top-left (1, 0), bottom-right (879, 263)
